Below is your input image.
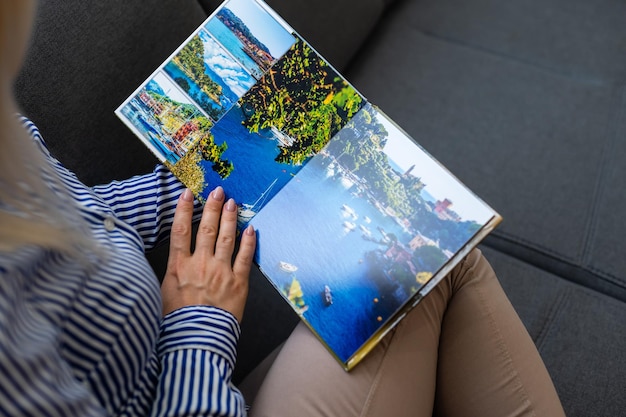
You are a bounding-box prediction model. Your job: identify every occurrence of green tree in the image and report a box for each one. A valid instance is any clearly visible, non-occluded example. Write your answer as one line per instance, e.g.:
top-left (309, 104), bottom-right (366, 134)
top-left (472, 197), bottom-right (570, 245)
top-left (198, 133), bottom-right (233, 179)
top-left (173, 35), bottom-right (222, 99)
top-left (240, 38), bottom-right (363, 165)
top-left (412, 245), bottom-right (448, 274)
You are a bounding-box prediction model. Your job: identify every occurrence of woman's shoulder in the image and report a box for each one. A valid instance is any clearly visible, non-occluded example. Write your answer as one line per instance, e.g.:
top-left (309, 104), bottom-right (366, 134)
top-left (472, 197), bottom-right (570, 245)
top-left (17, 115), bottom-right (50, 153)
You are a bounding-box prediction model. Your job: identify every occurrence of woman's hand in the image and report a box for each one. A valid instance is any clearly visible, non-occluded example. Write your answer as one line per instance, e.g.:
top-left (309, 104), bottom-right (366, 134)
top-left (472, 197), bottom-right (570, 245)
top-left (161, 187), bottom-right (256, 322)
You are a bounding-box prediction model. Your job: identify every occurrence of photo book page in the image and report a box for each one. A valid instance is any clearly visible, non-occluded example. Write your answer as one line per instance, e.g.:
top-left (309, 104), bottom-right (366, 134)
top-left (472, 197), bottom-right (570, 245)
top-left (116, 0), bottom-right (502, 370)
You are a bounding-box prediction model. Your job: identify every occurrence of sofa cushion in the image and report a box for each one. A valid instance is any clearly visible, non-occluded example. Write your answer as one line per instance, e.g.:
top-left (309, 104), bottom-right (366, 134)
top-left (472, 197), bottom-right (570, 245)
top-left (196, 0), bottom-right (386, 71)
top-left (15, 0), bottom-right (208, 186)
top-left (344, 0), bottom-right (626, 299)
top-left (482, 246), bottom-right (626, 417)
top-left (396, 0), bottom-right (626, 298)
top-left (403, 0), bottom-right (626, 82)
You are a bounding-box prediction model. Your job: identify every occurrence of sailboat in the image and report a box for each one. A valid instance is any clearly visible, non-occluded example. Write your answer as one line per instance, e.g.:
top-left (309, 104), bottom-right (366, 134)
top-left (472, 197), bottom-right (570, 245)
top-left (238, 178), bottom-right (278, 225)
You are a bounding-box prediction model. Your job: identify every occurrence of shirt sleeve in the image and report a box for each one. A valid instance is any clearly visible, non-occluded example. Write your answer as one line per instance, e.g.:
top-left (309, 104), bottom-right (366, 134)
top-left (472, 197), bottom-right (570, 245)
top-left (0, 254), bottom-right (106, 417)
top-left (152, 306), bottom-right (247, 417)
top-left (16, 115), bottom-right (202, 252)
top-left (91, 166), bottom-right (203, 251)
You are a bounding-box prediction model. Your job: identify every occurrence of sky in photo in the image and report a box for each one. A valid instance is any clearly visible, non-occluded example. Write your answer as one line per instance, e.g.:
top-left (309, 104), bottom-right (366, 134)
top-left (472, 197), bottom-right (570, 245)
top-left (223, 0), bottom-right (295, 58)
top-left (150, 72), bottom-right (195, 106)
top-left (378, 112), bottom-right (494, 223)
top-left (198, 30), bottom-right (255, 98)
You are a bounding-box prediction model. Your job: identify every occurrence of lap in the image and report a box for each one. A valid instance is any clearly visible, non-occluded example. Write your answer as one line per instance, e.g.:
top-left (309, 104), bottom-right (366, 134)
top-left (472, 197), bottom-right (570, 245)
top-left (242, 250), bottom-right (565, 417)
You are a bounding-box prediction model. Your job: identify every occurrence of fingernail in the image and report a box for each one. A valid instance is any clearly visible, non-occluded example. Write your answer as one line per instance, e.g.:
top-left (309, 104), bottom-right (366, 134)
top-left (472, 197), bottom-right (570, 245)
top-left (245, 225), bottom-right (255, 236)
top-left (181, 188), bottom-right (193, 202)
top-left (225, 198), bottom-right (236, 212)
top-left (212, 186), bottom-right (224, 200)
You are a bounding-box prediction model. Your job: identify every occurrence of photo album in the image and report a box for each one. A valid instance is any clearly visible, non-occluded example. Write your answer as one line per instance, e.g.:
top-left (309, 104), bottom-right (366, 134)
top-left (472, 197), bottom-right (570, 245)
top-left (116, 0), bottom-right (502, 370)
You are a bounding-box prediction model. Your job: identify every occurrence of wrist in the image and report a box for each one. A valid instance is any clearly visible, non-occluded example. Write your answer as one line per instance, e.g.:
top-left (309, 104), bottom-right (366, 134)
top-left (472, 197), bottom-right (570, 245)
top-left (158, 305), bottom-right (241, 370)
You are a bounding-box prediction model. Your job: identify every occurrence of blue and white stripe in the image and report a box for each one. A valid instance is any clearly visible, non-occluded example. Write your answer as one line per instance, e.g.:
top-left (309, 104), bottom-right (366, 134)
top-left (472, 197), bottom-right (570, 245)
top-left (154, 307), bottom-right (245, 417)
top-left (0, 118), bottom-right (246, 416)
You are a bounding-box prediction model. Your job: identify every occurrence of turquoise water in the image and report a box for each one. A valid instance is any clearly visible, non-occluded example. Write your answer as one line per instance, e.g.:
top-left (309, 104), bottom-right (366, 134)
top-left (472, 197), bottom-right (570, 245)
top-left (205, 17), bottom-right (264, 79)
top-left (164, 62), bottom-right (229, 121)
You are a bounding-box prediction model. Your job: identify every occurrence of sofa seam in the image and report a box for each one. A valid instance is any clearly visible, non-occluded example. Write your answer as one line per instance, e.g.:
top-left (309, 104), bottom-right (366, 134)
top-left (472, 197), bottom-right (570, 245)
top-left (580, 86), bottom-right (626, 266)
top-left (488, 231), bottom-right (626, 289)
top-left (411, 28), bottom-right (607, 87)
top-left (492, 230), bottom-right (578, 263)
top-left (532, 288), bottom-right (570, 350)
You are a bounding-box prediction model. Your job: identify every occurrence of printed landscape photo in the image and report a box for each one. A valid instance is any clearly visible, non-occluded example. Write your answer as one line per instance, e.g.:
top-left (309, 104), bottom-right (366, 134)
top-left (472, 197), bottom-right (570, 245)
top-left (251, 103), bottom-right (494, 363)
top-left (168, 37), bottom-right (364, 217)
top-left (206, 0), bottom-right (296, 79)
top-left (164, 29), bottom-right (256, 121)
top-left (118, 71), bottom-right (213, 165)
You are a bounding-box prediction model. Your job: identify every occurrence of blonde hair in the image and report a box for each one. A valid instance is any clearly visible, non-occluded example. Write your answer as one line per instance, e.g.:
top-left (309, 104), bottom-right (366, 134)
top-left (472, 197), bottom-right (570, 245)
top-left (1, 0), bottom-right (94, 254)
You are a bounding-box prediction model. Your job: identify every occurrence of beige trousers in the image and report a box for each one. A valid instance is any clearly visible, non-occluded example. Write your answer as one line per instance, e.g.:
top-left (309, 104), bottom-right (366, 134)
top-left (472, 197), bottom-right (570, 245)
top-left (241, 249), bottom-right (566, 417)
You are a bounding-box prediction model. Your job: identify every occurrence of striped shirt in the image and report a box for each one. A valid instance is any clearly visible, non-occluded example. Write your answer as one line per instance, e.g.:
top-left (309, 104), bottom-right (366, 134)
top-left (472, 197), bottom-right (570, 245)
top-left (0, 118), bottom-right (246, 416)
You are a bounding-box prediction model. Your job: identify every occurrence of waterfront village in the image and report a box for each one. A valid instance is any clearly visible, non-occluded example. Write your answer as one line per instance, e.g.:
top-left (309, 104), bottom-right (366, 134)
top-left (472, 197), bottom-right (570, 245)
top-left (134, 90), bottom-right (208, 164)
top-left (216, 8), bottom-right (275, 73)
top-left (323, 149), bottom-right (461, 258)
top-left (277, 148), bottom-right (468, 314)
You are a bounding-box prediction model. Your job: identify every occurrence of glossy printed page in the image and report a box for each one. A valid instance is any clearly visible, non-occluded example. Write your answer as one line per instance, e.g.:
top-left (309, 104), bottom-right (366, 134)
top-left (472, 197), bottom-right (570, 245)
top-left (116, 0), bottom-right (363, 227)
top-left (251, 103), bottom-right (498, 368)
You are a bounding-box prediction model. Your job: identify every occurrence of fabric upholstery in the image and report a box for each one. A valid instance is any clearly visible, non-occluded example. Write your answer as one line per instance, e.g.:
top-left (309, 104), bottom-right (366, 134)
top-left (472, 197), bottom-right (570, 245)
top-left (483, 247), bottom-right (626, 416)
top-left (341, 0), bottom-right (626, 413)
top-left (15, 0), bottom-right (208, 186)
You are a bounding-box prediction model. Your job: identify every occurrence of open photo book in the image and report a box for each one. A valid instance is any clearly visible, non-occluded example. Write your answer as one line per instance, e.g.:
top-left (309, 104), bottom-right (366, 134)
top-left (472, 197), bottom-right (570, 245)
top-left (115, 0), bottom-right (502, 371)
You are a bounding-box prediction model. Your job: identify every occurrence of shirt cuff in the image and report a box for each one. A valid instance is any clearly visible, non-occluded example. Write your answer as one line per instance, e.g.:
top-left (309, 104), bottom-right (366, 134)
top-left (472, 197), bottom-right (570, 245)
top-left (158, 306), bottom-right (241, 371)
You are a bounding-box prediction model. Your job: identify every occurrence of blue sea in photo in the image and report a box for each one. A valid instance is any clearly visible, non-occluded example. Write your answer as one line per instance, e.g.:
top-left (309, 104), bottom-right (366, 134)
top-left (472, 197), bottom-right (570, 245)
top-left (205, 17), bottom-right (264, 79)
top-left (198, 104), bottom-right (303, 210)
top-left (250, 155), bottom-right (417, 363)
top-left (221, 0), bottom-right (296, 59)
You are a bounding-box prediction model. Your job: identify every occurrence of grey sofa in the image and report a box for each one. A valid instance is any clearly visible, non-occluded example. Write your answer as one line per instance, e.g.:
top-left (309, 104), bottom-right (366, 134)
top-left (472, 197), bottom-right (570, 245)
top-left (16, 0), bottom-right (626, 415)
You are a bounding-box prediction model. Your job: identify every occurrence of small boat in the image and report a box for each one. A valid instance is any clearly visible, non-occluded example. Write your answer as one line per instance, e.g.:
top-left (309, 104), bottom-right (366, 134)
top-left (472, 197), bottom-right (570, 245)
top-left (279, 261), bottom-right (298, 273)
top-left (325, 162), bottom-right (336, 177)
top-left (359, 224), bottom-right (372, 237)
top-left (340, 176), bottom-right (354, 189)
top-left (322, 285), bottom-right (333, 306)
top-left (238, 178), bottom-right (278, 225)
top-left (270, 126), bottom-right (295, 146)
top-left (340, 204), bottom-right (358, 220)
top-left (342, 221), bottom-right (357, 231)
